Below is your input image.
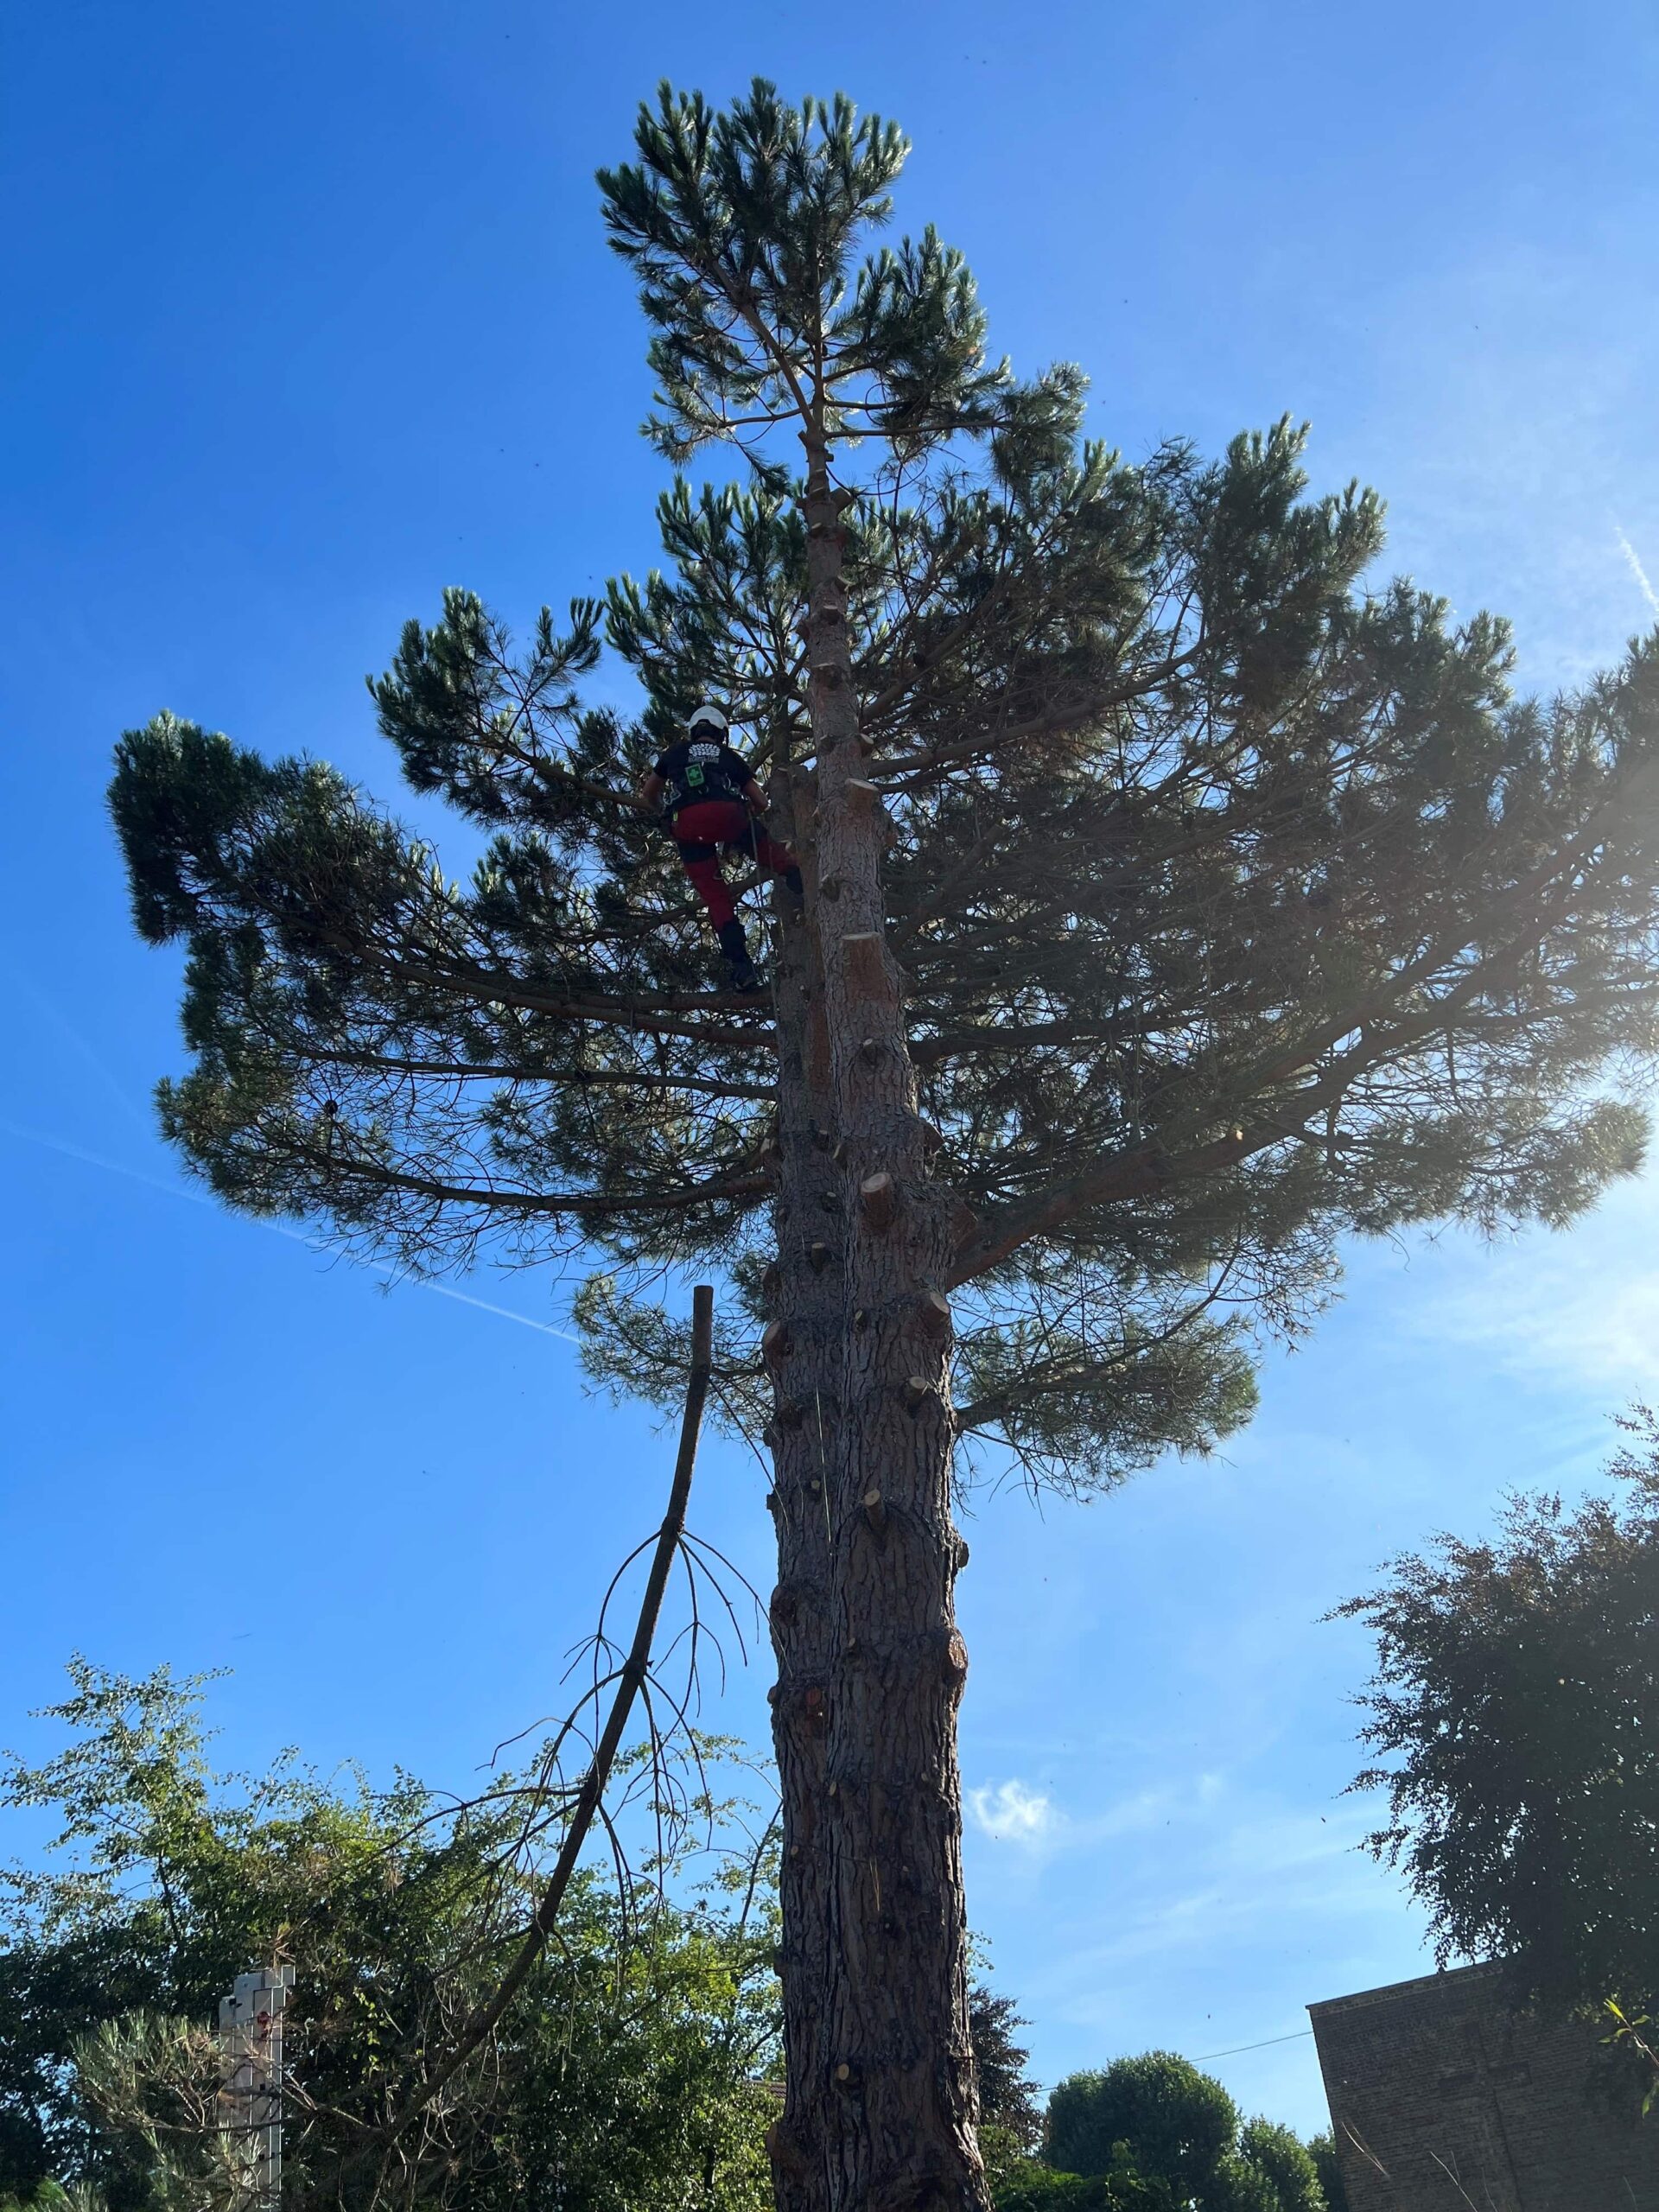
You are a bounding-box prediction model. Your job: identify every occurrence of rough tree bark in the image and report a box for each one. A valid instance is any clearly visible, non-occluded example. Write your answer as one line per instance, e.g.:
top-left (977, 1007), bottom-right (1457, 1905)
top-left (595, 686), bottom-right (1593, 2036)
top-left (766, 413), bottom-right (986, 2212)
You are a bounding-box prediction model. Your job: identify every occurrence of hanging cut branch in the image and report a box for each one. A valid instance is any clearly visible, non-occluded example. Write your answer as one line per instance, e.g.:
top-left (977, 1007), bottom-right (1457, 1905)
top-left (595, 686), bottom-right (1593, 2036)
top-left (379, 1283), bottom-right (715, 2148)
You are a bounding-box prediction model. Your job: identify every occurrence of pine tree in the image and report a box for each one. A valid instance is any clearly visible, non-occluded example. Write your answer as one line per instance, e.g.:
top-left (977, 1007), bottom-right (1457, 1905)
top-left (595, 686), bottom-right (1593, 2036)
top-left (110, 79), bottom-right (1659, 2212)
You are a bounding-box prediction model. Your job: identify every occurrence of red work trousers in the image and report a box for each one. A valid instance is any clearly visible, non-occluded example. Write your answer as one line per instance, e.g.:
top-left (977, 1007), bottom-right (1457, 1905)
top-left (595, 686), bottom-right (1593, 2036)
top-left (671, 799), bottom-right (798, 931)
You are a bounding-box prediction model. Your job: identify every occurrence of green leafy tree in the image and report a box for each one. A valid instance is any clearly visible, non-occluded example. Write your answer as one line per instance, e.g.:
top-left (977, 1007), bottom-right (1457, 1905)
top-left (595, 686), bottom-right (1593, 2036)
top-left (1305, 2137), bottom-right (1347, 2212)
top-left (1047, 2057), bottom-right (1237, 2204)
top-left (1230, 2121), bottom-right (1323, 2212)
top-left (994, 2159), bottom-right (1177, 2212)
top-left (1043, 2062), bottom-right (1326, 2212)
top-left (110, 75), bottom-right (1659, 2212)
top-left (1338, 1413), bottom-right (1659, 2024)
top-left (0, 1662), bottom-right (779, 2212)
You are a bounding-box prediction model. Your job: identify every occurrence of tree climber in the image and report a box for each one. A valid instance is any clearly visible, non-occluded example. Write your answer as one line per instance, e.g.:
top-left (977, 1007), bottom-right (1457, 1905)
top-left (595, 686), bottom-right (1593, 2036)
top-left (638, 703), bottom-right (803, 992)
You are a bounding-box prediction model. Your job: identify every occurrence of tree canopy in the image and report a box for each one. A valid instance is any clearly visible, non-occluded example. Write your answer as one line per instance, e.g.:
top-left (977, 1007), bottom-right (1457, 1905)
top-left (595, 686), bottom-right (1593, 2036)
top-left (1338, 1413), bottom-right (1659, 2021)
top-left (110, 96), bottom-right (1659, 1499)
top-left (1039, 2056), bottom-right (1326, 2212)
top-left (111, 433), bottom-right (1659, 1491)
top-left (1047, 2056), bottom-right (1237, 2200)
top-left (0, 1662), bottom-right (779, 2212)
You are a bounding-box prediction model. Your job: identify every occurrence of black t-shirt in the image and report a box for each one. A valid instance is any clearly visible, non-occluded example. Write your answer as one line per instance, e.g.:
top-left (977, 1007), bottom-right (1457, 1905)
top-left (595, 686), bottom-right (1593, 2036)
top-left (652, 735), bottom-right (754, 817)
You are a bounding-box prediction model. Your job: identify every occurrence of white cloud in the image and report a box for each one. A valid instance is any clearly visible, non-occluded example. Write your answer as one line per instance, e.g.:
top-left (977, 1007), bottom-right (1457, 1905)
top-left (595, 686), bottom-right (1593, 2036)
top-left (968, 1778), bottom-right (1057, 1844)
top-left (967, 1771), bottom-right (1257, 1860)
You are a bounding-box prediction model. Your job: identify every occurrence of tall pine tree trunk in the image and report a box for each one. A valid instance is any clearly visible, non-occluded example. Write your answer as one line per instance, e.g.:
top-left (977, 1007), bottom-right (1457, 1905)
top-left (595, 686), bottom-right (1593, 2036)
top-left (766, 429), bottom-right (989, 2212)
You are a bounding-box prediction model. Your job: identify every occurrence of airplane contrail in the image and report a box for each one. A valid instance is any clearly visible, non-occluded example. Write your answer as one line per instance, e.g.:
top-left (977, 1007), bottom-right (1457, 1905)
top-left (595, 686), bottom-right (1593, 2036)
top-left (2, 1118), bottom-right (580, 1344)
top-left (1614, 523), bottom-right (1659, 615)
top-left (3, 959), bottom-right (155, 1131)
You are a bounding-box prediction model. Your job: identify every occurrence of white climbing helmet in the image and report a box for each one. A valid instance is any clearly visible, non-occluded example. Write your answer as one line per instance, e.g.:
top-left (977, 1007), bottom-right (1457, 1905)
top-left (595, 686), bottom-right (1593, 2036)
top-left (687, 702), bottom-right (729, 734)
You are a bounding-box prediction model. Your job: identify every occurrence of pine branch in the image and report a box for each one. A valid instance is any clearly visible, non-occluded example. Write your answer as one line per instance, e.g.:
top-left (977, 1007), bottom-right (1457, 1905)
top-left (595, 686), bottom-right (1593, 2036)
top-left (305, 1149), bottom-right (772, 1222)
top-left (369, 951), bottom-right (777, 1053)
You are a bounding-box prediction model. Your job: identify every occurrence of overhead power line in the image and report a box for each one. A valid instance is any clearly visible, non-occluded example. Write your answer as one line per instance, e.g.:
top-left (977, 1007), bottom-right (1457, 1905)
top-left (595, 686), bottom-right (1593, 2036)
top-left (1194, 2028), bottom-right (1315, 2061)
top-left (1037, 2024), bottom-right (1319, 2098)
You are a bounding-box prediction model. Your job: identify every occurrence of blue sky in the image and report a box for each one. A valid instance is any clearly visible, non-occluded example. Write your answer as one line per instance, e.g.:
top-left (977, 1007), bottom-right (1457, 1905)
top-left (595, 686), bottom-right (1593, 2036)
top-left (3, 0), bottom-right (1659, 2142)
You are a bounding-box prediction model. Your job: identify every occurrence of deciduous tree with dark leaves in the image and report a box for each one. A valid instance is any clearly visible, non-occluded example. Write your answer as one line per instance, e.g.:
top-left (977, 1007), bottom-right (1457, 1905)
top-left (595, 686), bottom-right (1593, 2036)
top-left (1339, 1413), bottom-right (1659, 2030)
top-left (111, 78), bottom-right (1659, 2212)
top-left (965, 1985), bottom-right (1043, 2187)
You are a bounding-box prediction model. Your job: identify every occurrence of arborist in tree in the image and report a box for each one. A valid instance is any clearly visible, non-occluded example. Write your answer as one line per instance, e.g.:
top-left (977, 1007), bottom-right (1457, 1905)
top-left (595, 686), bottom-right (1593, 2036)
top-left (638, 702), bottom-right (803, 992)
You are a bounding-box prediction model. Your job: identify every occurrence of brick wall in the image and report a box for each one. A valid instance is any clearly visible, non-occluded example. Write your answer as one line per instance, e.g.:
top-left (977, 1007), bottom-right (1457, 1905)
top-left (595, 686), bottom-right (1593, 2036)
top-left (1308, 1962), bottom-right (1659, 2211)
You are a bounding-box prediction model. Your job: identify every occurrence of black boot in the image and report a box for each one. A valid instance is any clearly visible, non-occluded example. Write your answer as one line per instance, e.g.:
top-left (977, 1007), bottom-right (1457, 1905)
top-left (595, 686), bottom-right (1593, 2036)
top-left (716, 918), bottom-right (763, 994)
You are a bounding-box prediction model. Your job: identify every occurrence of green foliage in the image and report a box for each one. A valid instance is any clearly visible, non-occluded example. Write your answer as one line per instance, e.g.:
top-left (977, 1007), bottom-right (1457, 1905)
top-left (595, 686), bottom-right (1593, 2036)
top-left (1047, 2056), bottom-right (1237, 2202)
top-left (111, 457), bottom-right (1659, 1495)
top-left (0, 2182), bottom-right (78, 2212)
top-left (108, 77), bottom-right (1659, 1503)
top-left (994, 2153), bottom-right (1178, 2210)
top-left (1304, 2137), bottom-right (1345, 2212)
top-left (0, 1662), bottom-right (779, 2212)
top-left (596, 79), bottom-right (1014, 466)
top-left (1042, 2058), bottom-right (1329, 2212)
top-left (1338, 1412), bottom-right (1659, 2018)
top-left (1232, 2120), bottom-right (1324, 2212)
top-left (1603, 1996), bottom-right (1659, 2114)
top-left (111, 435), bottom-right (1659, 1503)
top-left (1204, 2157), bottom-right (1278, 2212)
top-left (366, 589), bottom-right (604, 826)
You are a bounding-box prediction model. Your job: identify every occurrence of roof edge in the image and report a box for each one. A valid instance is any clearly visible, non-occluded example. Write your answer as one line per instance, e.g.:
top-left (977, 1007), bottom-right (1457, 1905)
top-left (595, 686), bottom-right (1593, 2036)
top-left (1307, 1961), bottom-right (1498, 2019)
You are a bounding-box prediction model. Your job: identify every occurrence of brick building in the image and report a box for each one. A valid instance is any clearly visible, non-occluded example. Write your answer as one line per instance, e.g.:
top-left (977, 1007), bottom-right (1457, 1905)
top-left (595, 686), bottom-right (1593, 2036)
top-left (1309, 1961), bottom-right (1659, 2210)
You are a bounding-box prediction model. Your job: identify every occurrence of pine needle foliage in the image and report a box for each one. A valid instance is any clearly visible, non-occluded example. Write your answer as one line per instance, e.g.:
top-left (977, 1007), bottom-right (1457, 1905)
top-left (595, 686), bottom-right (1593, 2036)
top-left (113, 397), bottom-right (1659, 1491)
